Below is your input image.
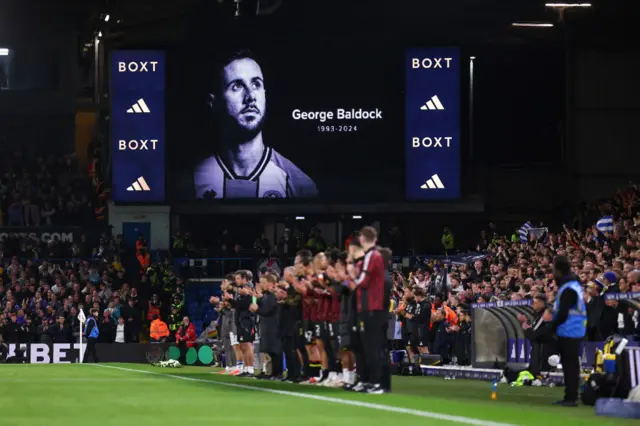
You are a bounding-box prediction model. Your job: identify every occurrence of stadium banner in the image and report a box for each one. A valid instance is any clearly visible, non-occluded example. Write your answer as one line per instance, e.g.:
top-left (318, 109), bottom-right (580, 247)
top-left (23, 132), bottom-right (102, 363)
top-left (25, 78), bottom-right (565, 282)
top-left (409, 252), bottom-right (489, 269)
top-left (471, 299), bottom-right (533, 309)
top-left (111, 50), bottom-right (166, 203)
top-left (405, 47), bottom-right (461, 200)
top-left (7, 343), bottom-right (85, 364)
top-left (0, 227), bottom-right (105, 245)
top-left (605, 292), bottom-right (640, 301)
top-left (5, 343), bottom-right (216, 365)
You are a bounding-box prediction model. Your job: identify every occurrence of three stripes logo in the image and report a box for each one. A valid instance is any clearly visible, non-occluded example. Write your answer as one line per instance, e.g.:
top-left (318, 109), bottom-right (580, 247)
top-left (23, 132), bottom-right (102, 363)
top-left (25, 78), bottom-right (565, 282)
top-left (420, 95), bottom-right (445, 111)
top-left (127, 98), bottom-right (151, 114)
top-left (420, 174), bottom-right (445, 190)
top-left (126, 176), bottom-right (151, 192)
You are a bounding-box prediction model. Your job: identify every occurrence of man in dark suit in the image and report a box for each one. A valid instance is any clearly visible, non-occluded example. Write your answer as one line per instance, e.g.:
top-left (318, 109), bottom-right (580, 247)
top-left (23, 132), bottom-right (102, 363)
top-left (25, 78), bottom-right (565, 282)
top-left (523, 305), bottom-right (557, 377)
top-left (251, 273), bottom-right (282, 378)
top-left (50, 315), bottom-right (71, 344)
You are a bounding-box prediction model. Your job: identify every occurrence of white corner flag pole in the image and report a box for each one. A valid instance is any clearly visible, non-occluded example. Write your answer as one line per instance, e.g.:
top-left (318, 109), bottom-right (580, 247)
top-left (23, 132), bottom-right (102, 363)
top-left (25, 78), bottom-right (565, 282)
top-left (78, 309), bottom-right (86, 364)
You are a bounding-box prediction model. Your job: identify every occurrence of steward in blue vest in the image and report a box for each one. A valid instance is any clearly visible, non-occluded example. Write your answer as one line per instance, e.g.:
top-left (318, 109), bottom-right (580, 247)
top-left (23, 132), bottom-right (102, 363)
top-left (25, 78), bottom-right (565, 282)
top-left (82, 309), bottom-right (100, 363)
top-left (551, 256), bottom-right (586, 407)
top-left (553, 280), bottom-right (587, 339)
top-left (85, 316), bottom-right (100, 339)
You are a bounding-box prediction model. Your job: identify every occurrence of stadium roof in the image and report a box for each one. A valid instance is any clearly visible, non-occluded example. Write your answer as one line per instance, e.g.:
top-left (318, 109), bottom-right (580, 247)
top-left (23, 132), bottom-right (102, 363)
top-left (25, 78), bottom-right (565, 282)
top-left (2, 0), bottom-right (637, 47)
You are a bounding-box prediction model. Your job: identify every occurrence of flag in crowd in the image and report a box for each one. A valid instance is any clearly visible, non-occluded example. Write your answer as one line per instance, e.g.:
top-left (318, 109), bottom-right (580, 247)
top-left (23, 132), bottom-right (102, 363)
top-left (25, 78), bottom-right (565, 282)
top-left (519, 221), bottom-right (532, 243)
top-left (596, 215), bottom-right (614, 233)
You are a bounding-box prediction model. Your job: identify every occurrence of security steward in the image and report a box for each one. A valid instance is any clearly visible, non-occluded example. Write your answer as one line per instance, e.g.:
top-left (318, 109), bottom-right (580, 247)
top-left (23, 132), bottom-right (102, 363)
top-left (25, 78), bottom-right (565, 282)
top-left (83, 309), bottom-right (100, 363)
top-left (551, 256), bottom-right (586, 407)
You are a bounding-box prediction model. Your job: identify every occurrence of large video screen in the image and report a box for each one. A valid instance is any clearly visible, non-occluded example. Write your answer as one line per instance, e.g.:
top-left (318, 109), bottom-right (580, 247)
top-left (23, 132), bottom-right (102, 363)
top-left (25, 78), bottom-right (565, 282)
top-left (165, 41), bottom-right (407, 202)
top-left (110, 50), bottom-right (166, 202)
top-left (101, 42), bottom-right (462, 203)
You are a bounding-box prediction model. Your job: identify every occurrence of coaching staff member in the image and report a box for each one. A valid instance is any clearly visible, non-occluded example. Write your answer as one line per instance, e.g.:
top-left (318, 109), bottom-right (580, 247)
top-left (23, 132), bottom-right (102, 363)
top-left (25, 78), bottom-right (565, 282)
top-left (349, 226), bottom-right (387, 394)
top-left (193, 49), bottom-right (318, 199)
top-left (552, 256), bottom-right (586, 407)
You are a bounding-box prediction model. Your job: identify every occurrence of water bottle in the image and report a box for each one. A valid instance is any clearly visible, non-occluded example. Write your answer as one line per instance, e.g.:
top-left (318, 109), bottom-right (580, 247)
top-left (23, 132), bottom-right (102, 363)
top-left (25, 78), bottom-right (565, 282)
top-left (491, 381), bottom-right (498, 400)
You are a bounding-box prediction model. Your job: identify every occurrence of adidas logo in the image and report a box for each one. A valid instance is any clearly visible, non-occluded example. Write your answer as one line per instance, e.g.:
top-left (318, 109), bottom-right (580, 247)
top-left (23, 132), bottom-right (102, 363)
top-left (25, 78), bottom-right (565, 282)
top-left (420, 95), bottom-right (445, 111)
top-left (126, 176), bottom-right (151, 192)
top-left (420, 174), bottom-right (445, 189)
top-left (127, 98), bottom-right (151, 114)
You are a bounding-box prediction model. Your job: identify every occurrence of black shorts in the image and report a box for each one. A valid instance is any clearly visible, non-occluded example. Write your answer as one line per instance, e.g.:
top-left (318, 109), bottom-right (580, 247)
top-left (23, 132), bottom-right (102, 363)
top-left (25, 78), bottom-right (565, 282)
top-left (313, 321), bottom-right (325, 339)
top-left (295, 322), bottom-right (307, 349)
top-left (339, 323), bottom-right (360, 351)
top-left (407, 323), bottom-right (419, 348)
top-left (237, 324), bottom-right (255, 343)
top-left (417, 325), bottom-right (430, 347)
top-left (326, 322), bottom-right (338, 341)
top-left (303, 320), bottom-right (315, 345)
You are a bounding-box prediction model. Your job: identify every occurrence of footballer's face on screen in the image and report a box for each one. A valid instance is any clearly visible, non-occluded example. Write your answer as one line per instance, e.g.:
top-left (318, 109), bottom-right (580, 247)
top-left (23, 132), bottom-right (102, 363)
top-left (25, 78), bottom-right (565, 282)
top-left (221, 57), bottom-right (266, 134)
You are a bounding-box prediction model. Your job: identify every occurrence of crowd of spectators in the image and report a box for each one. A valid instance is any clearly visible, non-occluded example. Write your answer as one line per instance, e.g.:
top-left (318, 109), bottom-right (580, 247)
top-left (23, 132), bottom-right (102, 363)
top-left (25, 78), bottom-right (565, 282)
top-left (0, 151), bottom-right (94, 227)
top-left (0, 231), bottom-right (148, 346)
top-left (2, 142), bottom-right (639, 371)
top-left (384, 184), bottom-right (640, 368)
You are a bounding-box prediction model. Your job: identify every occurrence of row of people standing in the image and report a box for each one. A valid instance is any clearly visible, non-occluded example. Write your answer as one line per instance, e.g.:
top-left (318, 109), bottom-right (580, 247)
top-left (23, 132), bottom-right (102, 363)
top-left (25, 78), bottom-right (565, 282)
top-left (212, 226), bottom-right (393, 394)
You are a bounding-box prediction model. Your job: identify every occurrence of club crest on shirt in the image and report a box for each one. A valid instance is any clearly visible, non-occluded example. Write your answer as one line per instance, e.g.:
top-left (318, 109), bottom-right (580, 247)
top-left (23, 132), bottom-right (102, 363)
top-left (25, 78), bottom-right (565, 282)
top-left (263, 190), bottom-right (284, 198)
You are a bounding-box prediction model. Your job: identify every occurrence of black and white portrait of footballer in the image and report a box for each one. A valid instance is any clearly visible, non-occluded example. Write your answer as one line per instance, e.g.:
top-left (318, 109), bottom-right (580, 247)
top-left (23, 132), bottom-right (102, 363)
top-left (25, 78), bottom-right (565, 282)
top-left (193, 49), bottom-right (318, 199)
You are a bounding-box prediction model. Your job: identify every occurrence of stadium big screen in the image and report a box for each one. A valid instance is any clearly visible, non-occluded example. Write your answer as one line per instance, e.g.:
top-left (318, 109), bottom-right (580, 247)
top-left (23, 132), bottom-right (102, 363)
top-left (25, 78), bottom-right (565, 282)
top-left (110, 39), bottom-right (461, 203)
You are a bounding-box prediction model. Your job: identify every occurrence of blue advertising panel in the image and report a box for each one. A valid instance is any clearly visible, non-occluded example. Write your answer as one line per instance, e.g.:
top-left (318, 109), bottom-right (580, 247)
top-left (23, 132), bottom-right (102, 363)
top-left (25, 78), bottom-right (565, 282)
top-left (111, 51), bottom-right (165, 202)
top-left (405, 48), bottom-right (461, 200)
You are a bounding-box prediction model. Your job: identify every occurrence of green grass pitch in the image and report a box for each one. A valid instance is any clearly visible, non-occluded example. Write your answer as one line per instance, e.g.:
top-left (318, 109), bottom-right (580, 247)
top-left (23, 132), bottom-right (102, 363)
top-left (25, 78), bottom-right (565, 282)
top-left (0, 364), bottom-right (635, 426)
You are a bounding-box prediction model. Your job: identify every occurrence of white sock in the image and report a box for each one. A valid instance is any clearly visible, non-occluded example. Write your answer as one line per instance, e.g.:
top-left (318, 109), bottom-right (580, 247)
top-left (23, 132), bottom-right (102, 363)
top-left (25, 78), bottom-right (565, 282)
top-left (350, 371), bottom-right (356, 385)
top-left (248, 366), bottom-right (255, 374)
top-left (342, 368), bottom-right (349, 381)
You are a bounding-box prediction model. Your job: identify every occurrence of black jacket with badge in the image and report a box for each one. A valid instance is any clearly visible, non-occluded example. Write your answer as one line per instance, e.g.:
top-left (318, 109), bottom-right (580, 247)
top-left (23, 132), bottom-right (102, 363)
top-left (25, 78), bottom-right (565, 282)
top-left (525, 311), bottom-right (557, 376)
top-left (257, 291), bottom-right (281, 354)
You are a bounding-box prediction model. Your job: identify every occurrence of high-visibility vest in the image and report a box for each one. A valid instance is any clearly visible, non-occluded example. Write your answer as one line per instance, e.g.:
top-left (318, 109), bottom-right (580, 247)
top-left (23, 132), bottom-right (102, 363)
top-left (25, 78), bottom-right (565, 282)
top-left (137, 253), bottom-right (150, 269)
top-left (554, 280), bottom-right (587, 339)
top-left (150, 319), bottom-right (169, 340)
top-left (430, 304), bottom-right (458, 329)
top-left (148, 302), bottom-right (160, 320)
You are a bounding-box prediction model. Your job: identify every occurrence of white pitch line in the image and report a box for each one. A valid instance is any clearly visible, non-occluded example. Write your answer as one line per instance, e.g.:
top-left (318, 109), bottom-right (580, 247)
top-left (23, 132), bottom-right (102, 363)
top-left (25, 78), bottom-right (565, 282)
top-left (94, 364), bottom-right (519, 426)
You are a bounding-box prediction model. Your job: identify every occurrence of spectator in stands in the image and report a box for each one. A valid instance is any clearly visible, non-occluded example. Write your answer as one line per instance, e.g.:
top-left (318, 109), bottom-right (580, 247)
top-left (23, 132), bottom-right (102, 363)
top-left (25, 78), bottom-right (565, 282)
top-left (114, 316), bottom-right (128, 343)
top-left (277, 228), bottom-right (297, 264)
top-left (50, 315), bottom-right (71, 344)
top-left (148, 294), bottom-right (161, 323)
top-left (430, 309), bottom-right (453, 364)
top-left (121, 298), bottom-right (141, 343)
